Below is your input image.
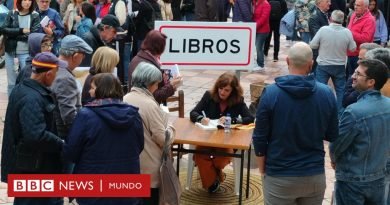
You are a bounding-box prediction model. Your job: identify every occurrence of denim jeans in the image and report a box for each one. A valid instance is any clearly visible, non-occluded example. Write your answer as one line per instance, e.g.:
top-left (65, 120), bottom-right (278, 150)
top-left (255, 33), bottom-right (268, 67)
top-left (299, 32), bottom-right (311, 44)
top-left (385, 172), bottom-right (390, 205)
top-left (182, 12), bottom-right (195, 21)
top-left (122, 42), bottom-right (132, 83)
top-left (263, 174), bottom-right (326, 205)
top-left (316, 65), bottom-right (345, 110)
top-left (5, 52), bottom-right (29, 96)
top-left (335, 178), bottom-right (385, 205)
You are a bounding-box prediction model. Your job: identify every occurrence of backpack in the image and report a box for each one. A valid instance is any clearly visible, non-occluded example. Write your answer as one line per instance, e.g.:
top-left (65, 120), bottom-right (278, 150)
top-left (269, 0), bottom-right (282, 21)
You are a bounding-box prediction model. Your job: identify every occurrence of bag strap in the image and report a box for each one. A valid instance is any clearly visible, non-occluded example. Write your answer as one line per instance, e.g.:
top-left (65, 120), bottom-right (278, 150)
top-left (161, 129), bottom-right (170, 163)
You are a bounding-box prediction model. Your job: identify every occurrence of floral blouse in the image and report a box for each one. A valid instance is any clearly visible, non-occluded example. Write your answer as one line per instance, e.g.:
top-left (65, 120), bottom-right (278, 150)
top-left (294, 0), bottom-right (316, 32)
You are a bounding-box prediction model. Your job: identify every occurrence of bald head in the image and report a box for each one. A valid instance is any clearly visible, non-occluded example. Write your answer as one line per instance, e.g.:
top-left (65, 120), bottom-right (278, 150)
top-left (287, 42), bottom-right (313, 69)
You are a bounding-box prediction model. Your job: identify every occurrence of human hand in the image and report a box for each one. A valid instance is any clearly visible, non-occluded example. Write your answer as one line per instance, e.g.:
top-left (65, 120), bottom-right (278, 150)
top-left (75, 15), bottom-right (81, 22)
top-left (22, 28), bottom-right (30, 34)
top-left (201, 117), bottom-right (210, 125)
top-left (170, 76), bottom-right (182, 89)
top-left (43, 26), bottom-right (53, 36)
top-left (219, 116), bottom-right (225, 124)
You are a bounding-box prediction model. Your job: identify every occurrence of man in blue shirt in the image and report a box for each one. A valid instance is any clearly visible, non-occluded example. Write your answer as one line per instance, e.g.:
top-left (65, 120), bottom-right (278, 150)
top-left (330, 59), bottom-right (390, 205)
top-left (252, 42), bottom-right (339, 204)
top-left (36, 0), bottom-right (64, 56)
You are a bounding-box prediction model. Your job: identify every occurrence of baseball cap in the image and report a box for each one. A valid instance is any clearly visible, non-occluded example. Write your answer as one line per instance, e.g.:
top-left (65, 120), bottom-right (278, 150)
top-left (32, 52), bottom-right (59, 73)
top-left (100, 14), bottom-right (124, 32)
top-left (61, 35), bottom-right (93, 54)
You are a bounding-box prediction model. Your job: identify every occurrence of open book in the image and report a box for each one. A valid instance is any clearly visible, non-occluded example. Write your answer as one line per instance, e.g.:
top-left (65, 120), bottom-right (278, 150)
top-left (195, 119), bottom-right (224, 130)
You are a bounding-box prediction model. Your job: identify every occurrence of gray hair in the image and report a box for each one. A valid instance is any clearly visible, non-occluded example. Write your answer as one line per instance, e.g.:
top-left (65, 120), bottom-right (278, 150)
top-left (356, 0), bottom-right (369, 7)
top-left (288, 42), bottom-right (313, 68)
top-left (315, 0), bottom-right (327, 5)
top-left (131, 62), bottom-right (162, 88)
top-left (365, 48), bottom-right (390, 70)
top-left (360, 43), bottom-right (381, 51)
top-left (331, 10), bottom-right (344, 24)
top-left (59, 48), bottom-right (77, 57)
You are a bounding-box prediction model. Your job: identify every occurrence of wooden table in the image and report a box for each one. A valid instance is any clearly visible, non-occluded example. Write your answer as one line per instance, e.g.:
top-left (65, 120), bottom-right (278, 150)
top-left (172, 118), bottom-right (253, 205)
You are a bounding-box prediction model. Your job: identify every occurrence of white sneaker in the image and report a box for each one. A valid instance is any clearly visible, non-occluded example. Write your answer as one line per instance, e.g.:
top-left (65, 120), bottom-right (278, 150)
top-left (252, 66), bottom-right (265, 72)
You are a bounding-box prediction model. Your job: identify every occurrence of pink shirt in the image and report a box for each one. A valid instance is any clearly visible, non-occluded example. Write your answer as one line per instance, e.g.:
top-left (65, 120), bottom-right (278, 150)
top-left (347, 10), bottom-right (376, 57)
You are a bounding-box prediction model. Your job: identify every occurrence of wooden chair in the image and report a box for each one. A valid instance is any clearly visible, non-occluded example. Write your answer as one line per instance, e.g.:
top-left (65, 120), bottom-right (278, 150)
top-left (166, 90), bottom-right (184, 118)
top-left (167, 90), bottom-right (185, 159)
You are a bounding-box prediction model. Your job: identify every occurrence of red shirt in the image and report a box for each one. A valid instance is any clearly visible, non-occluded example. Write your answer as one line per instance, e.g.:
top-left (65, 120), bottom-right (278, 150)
top-left (347, 10), bottom-right (376, 57)
top-left (252, 0), bottom-right (271, 33)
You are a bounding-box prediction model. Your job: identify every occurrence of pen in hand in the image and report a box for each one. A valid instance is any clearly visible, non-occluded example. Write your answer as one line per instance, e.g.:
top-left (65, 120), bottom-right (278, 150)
top-left (201, 110), bottom-right (210, 125)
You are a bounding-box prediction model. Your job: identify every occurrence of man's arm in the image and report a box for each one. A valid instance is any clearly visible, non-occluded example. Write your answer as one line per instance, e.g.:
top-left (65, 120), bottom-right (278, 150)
top-left (252, 88), bottom-right (271, 175)
top-left (19, 100), bottom-right (64, 152)
top-left (329, 108), bottom-right (358, 162)
top-left (52, 77), bottom-right (79, 126)
top-left (309, 11), bottom-right (322, 37)
top-left (309, 27), bottom-right (321, 49)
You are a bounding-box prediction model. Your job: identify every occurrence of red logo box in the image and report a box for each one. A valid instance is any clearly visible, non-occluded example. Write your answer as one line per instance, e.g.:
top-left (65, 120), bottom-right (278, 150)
top-left (8, 174), bottom-right (150, 197)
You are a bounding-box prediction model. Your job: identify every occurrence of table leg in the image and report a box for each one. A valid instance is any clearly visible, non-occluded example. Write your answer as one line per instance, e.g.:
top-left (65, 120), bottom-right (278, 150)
top-left (239, 150), bottom-right (244, 205)
top-left (176, 144), bottom-right (181, 176)
top-left (246, 146), bottom-right (251, 198)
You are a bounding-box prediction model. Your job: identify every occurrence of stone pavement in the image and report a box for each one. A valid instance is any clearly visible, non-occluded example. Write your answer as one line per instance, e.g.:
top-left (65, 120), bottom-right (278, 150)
top-left (0, 38), bottom-right (335, 205)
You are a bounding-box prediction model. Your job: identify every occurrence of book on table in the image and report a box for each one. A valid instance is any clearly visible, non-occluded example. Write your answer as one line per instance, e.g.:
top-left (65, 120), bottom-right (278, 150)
top-left (195, 119), bottom-right (224, 130)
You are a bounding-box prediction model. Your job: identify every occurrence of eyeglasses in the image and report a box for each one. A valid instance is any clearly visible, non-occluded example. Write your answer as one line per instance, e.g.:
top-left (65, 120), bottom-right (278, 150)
top-left (352, 71), bottom-right (368, 78)
top-left (41, 43), bottom-right (53, 48)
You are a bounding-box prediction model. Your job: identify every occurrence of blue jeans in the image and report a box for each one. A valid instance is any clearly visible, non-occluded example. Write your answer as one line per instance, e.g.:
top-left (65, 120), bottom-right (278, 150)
top-left (122, 42), bottom-right (132, 83)
top-left (5, 52), bottom-right (29, 96)
top-left (335, 178), bottom-right (385, 205)
top-left (385, 177), bottom-right (390, 205)
top-left (255, 33), bottom-right (268, 67)
top-left (299, 32), bottom-right (311, 44)
top-left (316, 65), bottom-right (345, 110)
top-left (182, 12), bottom-right (195, 21)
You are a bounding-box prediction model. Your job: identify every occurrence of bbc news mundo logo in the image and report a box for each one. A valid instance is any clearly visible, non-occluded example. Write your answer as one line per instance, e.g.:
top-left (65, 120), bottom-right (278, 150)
top-left (14, 180), bottom-right (54, 192)
top-left (8, 174), bottom-right (150, 197)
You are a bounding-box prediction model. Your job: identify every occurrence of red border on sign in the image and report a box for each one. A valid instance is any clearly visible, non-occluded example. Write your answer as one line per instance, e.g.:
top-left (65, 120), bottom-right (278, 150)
top-left (159, 25), bottom-right (253, 66)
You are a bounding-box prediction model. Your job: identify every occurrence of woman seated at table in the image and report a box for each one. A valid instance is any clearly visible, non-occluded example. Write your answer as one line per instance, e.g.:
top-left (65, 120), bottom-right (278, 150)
top-left (189, 72), bottom-right (254, 193)
top-left (123, 62), bottom-right (175, 205)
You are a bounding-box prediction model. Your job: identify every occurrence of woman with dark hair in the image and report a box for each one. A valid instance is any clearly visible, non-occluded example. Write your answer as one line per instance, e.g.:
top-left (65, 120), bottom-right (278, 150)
top-left (369, 0), bottom-right (388, 46)
top-left (63, 73), bottom-right (144, 205)
top-left (76, 1), bottom-right (96, 38)
top-left (189, 72), bottom-right (254, 193)
top-left (1, 0), bottom-right (40, 95)
top-left (128, 30), bottom-right (182, 104)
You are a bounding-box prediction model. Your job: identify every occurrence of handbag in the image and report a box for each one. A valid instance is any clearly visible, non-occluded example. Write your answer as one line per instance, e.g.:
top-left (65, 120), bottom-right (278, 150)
top-left (159, 130), bottom-right (182, 205)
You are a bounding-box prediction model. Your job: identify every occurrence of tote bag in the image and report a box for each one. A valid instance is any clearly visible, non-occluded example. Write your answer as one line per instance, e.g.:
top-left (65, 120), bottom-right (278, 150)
top-left (159, 130), bottom-right (182, 205)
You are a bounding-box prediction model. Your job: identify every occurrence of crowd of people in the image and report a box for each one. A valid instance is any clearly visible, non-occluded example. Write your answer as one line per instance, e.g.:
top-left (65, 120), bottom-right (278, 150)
top-left (0, 0), bottom-right (389, 205)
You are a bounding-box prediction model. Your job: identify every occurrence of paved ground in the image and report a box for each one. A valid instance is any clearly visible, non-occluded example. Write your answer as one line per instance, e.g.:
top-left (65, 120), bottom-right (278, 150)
top-left (0, 37), bottom-right (335, 204)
